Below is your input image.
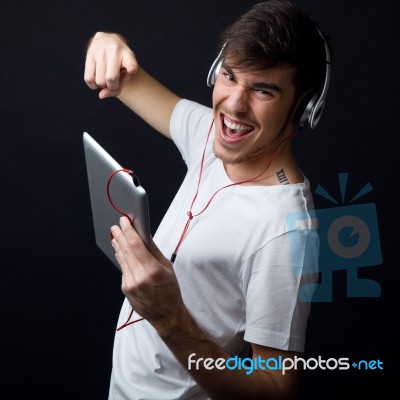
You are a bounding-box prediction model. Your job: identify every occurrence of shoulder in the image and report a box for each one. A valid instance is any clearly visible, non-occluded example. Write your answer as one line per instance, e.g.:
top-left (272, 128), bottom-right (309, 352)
top-left (170, 99), bottom-right (214, 163)
top-left (170, 99), bottom-right (213, 133)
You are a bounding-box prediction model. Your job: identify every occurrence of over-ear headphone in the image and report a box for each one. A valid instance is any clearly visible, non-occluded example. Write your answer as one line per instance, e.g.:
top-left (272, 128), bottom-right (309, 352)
top-left (206, 43), bottom-right (226, 88)
top-left (206, 30), bottom-right (331, 130)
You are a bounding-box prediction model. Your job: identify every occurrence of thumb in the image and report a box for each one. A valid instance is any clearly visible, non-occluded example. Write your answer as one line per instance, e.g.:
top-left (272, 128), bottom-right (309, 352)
top-left (150, 240), bottom-right (173, 272)
top-left (122, 52), bottom-right (138, 75)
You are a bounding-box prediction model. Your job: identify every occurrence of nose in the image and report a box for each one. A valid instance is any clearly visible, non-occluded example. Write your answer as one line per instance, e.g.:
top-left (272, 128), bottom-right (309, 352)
top-left (223, 85), bottom-right (250, 114)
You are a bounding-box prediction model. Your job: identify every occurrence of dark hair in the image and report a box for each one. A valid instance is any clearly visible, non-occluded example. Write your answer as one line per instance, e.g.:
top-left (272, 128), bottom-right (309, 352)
top-left (219, 0), bottom-right (331, 100)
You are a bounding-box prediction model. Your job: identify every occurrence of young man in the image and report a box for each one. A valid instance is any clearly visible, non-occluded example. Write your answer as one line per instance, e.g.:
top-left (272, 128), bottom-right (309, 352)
top-left (84, 1), bottom-right (330, 398)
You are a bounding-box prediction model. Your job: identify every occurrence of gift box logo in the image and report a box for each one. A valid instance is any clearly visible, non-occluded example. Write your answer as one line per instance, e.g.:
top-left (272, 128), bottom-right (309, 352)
top-left (287, 173), bottom-right (382, 302)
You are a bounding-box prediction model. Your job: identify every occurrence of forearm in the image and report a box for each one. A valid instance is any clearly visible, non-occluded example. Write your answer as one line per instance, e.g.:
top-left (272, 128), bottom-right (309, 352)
top-left (157, 309), bottom-right (282, 400)
top-left (117, 66), bottom-right (181, 138)
top-left (111, 218), bottom-right (299, 399)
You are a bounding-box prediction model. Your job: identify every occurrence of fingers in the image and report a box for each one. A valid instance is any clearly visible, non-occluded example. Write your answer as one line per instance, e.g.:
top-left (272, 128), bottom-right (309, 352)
top-left (111, 217), bottom-right (150, 271)
top-left (111, 217), bottom-right (158, 301)
top-left (83, 32), bottom-right (138, 97)
top-left (116, 217), bottom-right (173, 270)
top-left (111, 218), bottom-right (183, 327)
top-left (104, 51), bottom-right (126, 91)
top-left (112, 216), bottom-right (174, 280)
top-left (149, 239), bottom-right (173, 272)
top-left (98, 70), bottom-right (131, 99)
top-left (84, 53), bottom-right (98, 90)
top-left (112, 237), bottom-right (128, 273)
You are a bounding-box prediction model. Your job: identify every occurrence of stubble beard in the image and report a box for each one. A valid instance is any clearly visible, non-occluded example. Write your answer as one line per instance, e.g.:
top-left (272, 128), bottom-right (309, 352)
top-left (212, 141), bottom-right (269, 166)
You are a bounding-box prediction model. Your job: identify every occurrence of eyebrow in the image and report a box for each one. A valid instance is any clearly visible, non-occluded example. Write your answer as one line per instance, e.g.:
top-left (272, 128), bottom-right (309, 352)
top-left (222, 64), bottom-right (282, 93)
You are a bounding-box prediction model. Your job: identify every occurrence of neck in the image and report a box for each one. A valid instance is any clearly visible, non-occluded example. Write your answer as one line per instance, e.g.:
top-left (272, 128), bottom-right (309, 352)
top-left (221, 134), bottom-right (297, 185)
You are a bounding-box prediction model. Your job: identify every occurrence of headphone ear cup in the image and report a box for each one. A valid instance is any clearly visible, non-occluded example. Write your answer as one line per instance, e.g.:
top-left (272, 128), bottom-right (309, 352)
top-left (294, 92), bottom-right (318, 129)
top-left (207, 57), bottom-right (223, 87)
top-left (207, 43), bottom-right (227, 87)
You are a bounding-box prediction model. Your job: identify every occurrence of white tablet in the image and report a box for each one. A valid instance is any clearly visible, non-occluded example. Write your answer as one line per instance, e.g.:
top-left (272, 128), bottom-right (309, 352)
top-left (83, 132), bottom-right (152, 269)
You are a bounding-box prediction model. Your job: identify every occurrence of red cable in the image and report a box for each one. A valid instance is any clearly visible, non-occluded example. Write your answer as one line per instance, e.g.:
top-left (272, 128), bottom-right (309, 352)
top-left (106, 168), bottom-right (145, 329)
top-left (108, 125), bottom-right (296, 329)
top-left (116, 308), bottom-right (144, 330)
top-left (106, 168), bottom-right (134, 225)
top-left (170, 120), bottom-right (294, 262)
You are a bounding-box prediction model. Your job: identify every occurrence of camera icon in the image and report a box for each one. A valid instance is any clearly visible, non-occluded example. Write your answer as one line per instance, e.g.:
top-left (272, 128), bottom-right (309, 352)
top-left (287, 174), bottom-right (382, 302)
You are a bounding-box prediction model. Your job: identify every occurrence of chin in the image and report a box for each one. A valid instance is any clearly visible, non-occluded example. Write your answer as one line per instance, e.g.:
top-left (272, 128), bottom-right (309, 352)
top-left (212, 142), bottom-right (247, 165)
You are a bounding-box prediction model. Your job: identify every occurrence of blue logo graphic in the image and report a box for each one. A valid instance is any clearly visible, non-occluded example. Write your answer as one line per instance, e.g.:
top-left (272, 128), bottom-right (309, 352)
top-left (287, 173), bottom-right (382, 302)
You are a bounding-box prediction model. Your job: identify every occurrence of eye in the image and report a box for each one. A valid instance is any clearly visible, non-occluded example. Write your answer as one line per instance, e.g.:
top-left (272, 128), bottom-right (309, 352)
top-left (222, 72), bottom-right (235, 83)
top-left (253, 89), bottom-right (274, 100)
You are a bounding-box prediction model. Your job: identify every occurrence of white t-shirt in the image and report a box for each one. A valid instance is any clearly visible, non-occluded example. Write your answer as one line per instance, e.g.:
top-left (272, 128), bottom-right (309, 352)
top-left (109, 99), bottom-right (319, 400)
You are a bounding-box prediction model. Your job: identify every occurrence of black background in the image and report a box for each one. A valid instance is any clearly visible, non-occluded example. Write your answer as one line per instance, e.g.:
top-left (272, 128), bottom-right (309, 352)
top-left (0, 0), bottom-right (396, 398)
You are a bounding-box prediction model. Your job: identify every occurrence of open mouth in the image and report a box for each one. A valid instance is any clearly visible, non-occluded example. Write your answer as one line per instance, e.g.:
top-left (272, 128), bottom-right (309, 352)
top-left (220, 114), bottom-right (254, 142)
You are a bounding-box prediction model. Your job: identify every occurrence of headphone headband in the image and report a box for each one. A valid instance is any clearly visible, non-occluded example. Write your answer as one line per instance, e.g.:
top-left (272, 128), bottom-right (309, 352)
top-left (297, 30), bottom-right (331, 129)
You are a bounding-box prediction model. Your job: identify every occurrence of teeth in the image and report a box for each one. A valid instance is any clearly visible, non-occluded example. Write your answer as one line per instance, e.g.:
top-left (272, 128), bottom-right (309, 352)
top-left (224, 118), bottom-right (253, 132)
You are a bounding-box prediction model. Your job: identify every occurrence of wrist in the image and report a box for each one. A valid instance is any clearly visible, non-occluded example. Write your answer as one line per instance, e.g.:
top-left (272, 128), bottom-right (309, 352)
top-left (154, 304), bottom-right (192, 338)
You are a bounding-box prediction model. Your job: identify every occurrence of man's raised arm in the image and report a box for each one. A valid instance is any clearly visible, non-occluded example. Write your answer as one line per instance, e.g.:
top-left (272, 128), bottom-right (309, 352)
top-left (84, 32), bottom-right (181, 139)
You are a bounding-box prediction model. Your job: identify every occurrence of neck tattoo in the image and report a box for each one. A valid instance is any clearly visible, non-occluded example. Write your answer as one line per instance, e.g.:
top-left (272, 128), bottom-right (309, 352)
top-left (276, 168), bottom-right (290, 185)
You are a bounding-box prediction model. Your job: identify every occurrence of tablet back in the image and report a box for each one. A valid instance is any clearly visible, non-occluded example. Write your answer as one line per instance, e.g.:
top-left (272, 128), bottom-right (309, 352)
top-left (83, 132), bottom-right (152, 269)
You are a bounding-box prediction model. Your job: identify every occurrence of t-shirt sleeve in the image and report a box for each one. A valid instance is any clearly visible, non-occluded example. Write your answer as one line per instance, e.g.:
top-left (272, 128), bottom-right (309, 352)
top-left (241, 228), bottom-right (319, 352)
top-left (169, 99), bottom-right (214, 168)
